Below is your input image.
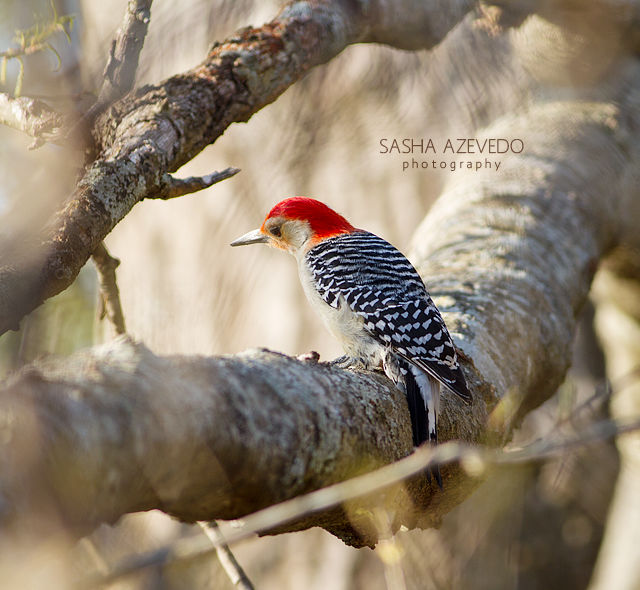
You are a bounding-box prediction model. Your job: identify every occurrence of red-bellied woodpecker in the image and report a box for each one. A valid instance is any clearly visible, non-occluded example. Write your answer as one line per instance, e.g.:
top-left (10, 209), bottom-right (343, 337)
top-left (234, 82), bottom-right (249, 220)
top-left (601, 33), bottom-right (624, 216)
top-left (231, 197), bottom-right (471, 486)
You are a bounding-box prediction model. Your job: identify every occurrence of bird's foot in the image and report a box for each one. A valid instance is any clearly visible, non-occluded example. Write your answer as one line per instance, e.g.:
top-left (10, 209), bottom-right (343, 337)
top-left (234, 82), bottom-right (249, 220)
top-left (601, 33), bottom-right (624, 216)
top-left (326, 355), bottom-right (366, 370)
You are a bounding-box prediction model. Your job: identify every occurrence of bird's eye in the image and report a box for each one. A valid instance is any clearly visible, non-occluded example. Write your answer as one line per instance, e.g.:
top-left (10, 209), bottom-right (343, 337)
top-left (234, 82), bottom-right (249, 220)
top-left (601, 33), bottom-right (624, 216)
top-left (270, 225), bottom-right (282, 237)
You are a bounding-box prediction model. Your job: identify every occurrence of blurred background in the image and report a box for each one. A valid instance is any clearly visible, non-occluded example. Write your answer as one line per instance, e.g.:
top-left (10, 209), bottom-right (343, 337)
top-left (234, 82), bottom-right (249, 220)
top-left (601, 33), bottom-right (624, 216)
top-left (0, 1), bottom-right (623, 588)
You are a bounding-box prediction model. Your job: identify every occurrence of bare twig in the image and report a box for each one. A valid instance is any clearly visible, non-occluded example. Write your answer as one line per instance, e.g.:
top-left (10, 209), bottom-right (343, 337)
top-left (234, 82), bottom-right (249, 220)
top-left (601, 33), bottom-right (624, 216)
top-left (1, 41), bottom-right (57, 60)
top-left (79, 415), bottom-right (640, 589)
top-left (0, 2), bottom-right (74, 61)
top-left (67, 0), bottom-right (153, 144)
top-left (198, 521), bottom-right (255, 590)
top-left (0, 92), bottom-right (66, 141)
top-left (98, 0), bottom-right (153, 103)
top-left (149, 167), bottom-right (241, 200)
top-left (92, 243), bottom-right (126, 335)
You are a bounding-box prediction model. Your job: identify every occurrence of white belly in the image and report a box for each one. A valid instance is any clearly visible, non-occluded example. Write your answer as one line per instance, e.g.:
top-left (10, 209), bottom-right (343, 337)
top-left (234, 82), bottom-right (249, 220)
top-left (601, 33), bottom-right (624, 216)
top-left (297, 259), bottom-right (385, 366)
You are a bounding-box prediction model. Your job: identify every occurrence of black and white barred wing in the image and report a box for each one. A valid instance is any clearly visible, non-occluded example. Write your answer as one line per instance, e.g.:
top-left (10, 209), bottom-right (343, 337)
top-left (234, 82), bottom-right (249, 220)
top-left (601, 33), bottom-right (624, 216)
top-left (306, 231), bottom-right (471, 405)
top-left (366, 299), bottom-right (472, 405)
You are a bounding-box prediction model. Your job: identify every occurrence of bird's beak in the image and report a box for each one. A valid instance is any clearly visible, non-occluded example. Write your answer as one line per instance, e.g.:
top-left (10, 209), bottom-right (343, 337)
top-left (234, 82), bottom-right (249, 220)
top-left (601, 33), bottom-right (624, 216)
top-left (230, 228), bottom-right (269, 247)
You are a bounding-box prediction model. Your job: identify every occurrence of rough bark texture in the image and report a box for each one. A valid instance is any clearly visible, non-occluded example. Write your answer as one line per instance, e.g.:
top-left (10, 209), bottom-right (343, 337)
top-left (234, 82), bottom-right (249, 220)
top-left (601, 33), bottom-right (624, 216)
top-left (0, 93), bottom-right (66, 141)
top-left (0, 338), bottom-right (486, 548)
top-left (97, 0), bottom-right (153, 106)
top-left (0, 0), bottom-right (474, 335)
top-left (411, 103), bottom-right (630, 426)
top-left (1, 0), bottom-right (640, 556)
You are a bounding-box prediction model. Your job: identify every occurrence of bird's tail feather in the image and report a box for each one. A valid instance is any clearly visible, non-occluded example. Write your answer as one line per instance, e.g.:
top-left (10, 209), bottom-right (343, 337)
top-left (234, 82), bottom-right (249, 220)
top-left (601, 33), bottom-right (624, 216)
top-left (404, 363), bottom-right (429, 447)
top-left (402, 362), bottom-right (442, 488)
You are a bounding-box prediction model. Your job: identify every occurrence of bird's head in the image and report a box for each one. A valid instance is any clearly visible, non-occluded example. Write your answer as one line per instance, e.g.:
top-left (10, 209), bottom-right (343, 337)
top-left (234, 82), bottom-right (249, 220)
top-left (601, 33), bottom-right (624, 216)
top-left (231, 197), bottom-right (355, 255)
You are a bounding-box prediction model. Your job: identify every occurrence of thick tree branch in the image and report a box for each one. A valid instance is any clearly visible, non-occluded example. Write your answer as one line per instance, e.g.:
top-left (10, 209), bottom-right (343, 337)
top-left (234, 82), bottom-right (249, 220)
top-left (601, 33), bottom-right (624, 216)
top-left (0, 0), bottom-right (477, 335)
top-left (83, 415), bottom-right (640, 588)
top-left (3, 335), bottom-right (637, 574)
top-left (410, 102), bottom-right (634, 428)
top-left (0, 338), bottom-right (486, 549)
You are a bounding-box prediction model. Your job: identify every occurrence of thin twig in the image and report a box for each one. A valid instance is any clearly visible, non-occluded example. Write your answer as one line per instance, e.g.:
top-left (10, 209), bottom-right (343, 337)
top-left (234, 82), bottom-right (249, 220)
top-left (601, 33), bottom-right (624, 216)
top-left (0, 92), bottom-right (66, 141)
top-left (198, 521), bottom-right (255, 590)
top-left (92, 243), bottom-right (126, 335)
top-left (149, 168), bottom-right (241, 200)
top-left (0, 1), bottom-right (74, 61)
top-left (0, 1), bottom-right (75, 96)
top-left (78, 416), bottom-right (640, 589)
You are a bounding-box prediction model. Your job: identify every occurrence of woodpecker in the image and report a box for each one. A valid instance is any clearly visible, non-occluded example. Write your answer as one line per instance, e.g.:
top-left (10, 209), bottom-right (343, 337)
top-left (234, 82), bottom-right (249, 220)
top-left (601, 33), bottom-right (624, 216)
top-left (231, 197), bottom-right (471, 486)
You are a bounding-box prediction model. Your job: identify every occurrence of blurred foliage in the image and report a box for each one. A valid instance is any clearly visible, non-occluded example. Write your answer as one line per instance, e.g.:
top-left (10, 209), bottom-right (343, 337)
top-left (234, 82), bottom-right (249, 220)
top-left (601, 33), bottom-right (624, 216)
top-left (0, 0), bottom-right (74, 96)
top-left (0, 265), bottom-right (96, 379)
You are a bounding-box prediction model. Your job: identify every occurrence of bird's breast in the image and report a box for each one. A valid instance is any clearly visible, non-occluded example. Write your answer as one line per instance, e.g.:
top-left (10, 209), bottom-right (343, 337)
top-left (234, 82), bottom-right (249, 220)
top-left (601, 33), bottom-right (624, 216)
top-left (297, 259), bottom-right (384, 366)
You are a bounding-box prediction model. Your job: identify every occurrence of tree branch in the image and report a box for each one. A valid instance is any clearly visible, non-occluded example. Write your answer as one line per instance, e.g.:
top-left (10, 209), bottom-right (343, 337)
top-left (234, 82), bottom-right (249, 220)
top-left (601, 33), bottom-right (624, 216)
top-left (1, 338), bottom-right (463, 549)
top-left (0, 92), bottom-right (66, 142)
top-left (409, 101), bottom-right (631, 427)
top-left (98, 0), bottom-right (153, 104)
top-left (149, 167), bottom-right (240, 200)
top-left (67, 0), bottom-right (154, 144)
top-left (80, 414), bottom-right (640, 588)
top-left (198, 521), bottom-right (255, 590)
top-left (92, 242), bottom-right (126, 335)
top-left (0, 0), bottom-right (477, 336)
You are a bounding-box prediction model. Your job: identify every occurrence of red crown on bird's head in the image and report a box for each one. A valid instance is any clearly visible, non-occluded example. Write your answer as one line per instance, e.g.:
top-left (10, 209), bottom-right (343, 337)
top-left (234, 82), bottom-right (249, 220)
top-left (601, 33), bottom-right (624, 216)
top-left (262, 197), bottom-right (355, 239)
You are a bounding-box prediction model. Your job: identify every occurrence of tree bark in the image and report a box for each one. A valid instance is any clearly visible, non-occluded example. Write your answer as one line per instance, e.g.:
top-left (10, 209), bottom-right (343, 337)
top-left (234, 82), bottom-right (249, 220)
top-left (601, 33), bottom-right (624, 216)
top-left (1, 0), bottom-right (640, 555)
top-left (0, 338), bottom-right (486, 548)
top-left (0, 0), bottom-right (475, 335)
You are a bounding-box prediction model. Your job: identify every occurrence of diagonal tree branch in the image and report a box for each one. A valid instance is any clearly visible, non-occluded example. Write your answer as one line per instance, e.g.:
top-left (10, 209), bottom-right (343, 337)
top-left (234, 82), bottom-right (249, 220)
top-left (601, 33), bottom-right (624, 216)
top-left (68, 0), bottom-right (154, 145)
top-left (98, 0), bottom-right (154, 104)
top-left (198, 521), bottom-right (255, 590)
top-left (0, 0), bottom-right (478, 336)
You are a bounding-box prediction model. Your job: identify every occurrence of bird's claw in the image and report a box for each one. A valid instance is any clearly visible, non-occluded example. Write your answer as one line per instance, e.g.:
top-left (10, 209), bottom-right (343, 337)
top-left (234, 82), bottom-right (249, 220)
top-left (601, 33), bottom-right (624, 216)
top-left (326, 355), bottom-right (363, 370)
